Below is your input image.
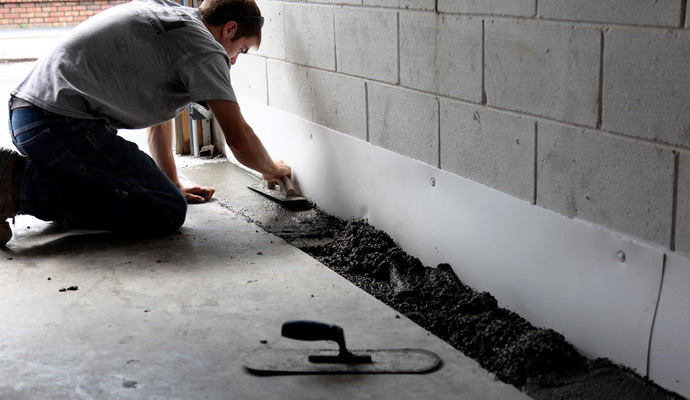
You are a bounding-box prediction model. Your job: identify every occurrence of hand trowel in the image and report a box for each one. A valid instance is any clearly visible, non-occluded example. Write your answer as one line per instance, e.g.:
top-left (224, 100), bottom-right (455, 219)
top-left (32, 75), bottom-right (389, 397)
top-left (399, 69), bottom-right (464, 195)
top-left (241, 320), bottom-right (442, 374)
top-left (247, 176), bottom-right (308, 203)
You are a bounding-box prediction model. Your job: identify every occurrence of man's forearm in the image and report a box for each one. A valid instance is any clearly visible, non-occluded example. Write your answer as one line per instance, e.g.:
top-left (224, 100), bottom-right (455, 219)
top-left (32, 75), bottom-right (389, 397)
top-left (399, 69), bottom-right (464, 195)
top-left (228, 125), bottom-right (278, 176)
top-left (147, 119), bottom-right (182, 187)
top-left (207, 100), bottom-right (286, 180)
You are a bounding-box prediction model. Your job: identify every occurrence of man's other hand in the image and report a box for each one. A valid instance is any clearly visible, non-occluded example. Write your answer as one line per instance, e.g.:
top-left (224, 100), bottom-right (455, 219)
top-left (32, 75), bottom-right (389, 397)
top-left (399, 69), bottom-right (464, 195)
top-left (181, 185), bottom-right (215, 203)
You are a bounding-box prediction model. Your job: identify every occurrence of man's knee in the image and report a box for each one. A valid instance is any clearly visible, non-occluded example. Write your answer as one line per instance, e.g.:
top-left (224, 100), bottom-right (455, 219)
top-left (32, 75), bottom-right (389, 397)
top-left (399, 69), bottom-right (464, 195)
top-left (159, 192), bottom-right (187, 234)
top-left (134, 191), bottom-right (187, 236)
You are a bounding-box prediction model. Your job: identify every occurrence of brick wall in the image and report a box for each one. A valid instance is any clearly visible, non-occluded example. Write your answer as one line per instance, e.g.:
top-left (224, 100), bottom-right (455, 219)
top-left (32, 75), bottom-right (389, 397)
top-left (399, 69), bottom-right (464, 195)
top-left (0, 0), bottom-right (129, 28)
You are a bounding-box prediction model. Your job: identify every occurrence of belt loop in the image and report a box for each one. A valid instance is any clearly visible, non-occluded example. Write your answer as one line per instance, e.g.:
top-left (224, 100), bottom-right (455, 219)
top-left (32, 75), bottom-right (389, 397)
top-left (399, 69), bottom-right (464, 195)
top-left (9, 96), bottom-right (35, 111)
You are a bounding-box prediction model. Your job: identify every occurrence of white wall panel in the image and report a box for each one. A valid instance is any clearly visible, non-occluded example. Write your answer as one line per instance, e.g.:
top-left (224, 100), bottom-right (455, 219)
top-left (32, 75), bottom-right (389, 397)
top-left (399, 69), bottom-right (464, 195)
top-left (229, 98), bottom-right (667, 374)
top-left (648, 251), bottom-right (690, 399)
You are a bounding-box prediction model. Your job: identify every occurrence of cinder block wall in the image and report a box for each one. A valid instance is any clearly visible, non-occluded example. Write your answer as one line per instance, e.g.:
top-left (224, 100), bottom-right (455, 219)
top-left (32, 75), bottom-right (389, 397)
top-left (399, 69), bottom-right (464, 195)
top-left (236, 0), bottom-right (690, 255)
top-left (0, 0), bottom-right (128, 28)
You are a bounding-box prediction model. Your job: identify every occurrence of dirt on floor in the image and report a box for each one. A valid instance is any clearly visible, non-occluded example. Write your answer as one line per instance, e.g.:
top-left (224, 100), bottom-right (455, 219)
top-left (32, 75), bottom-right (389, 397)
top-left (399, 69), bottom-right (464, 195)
top-left (221, 193), bottom-right (685, 400)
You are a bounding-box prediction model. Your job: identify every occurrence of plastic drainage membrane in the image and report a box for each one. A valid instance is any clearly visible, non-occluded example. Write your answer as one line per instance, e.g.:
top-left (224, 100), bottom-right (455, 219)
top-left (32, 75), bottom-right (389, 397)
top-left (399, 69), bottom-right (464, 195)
top-left (229, 97), bottom-right (690, 399)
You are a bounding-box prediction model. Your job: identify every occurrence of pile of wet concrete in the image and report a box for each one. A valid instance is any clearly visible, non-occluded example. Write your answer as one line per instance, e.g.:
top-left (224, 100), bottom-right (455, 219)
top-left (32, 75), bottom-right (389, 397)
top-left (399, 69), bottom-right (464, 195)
top-left (222, 195), bottom-right (684, 400)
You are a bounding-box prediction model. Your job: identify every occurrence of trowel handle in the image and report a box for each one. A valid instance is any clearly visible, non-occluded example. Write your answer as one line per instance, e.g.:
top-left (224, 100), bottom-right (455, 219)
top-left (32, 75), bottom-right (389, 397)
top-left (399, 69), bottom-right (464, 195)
top-left (266, 176), bottom-right (296, 196)
top-left (282, 320), bottom-right (346, 348)
top-left (279, 176), bottom-right (297, 196)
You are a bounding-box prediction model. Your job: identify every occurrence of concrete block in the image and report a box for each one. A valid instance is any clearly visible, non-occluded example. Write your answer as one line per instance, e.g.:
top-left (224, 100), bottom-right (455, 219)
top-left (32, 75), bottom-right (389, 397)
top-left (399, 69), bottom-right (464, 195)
top-left (676, 154), bottom-right (690, 255)
top-left (485, 20), bottom-right (600, 127)
top-left (368, 83), bottom-right (439, 166)
top-left (266, 60), bottom-right (367, 140)
top-left (538, 0), bottom-right (683, 27)
top-left (310, 69), bottom-right (368, 140)
top-left (438, 0), bottom-right (536, 17)
top-left (400, 13), bottom-right (483, 103)
top-left (440, 100), bottom-right (535, 202)
top-left (267, 60), bottom-right (312, 120)
top-left (255, 1), bottom-right (285, 60)
top-left (284, 4), bottom-right (335, 70)
top-left (335, 8), bottom-right (398, 83)
top-left (363, 0), bottom-right (435, 10)
top-left (603, 28), bottom-right (690, 147)
top-left (230, 55), bottom-right (267, 105)
top-left (537, 123), bottom-right (675, 247)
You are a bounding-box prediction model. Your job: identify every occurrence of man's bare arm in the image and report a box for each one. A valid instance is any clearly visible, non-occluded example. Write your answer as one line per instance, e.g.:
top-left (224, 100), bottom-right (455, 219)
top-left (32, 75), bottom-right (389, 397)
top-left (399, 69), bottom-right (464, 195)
top-left (147, 120), bottom-right (214, 203)
top-left (147, 120), bottom-right (180, 186)
top-left (206, 100), bottom-right (290, 180)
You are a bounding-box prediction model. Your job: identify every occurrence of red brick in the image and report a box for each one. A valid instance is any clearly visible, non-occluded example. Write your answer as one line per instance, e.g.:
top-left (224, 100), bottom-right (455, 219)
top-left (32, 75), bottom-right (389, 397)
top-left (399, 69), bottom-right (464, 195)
top-left (1, 0), bottom-right (130, 27)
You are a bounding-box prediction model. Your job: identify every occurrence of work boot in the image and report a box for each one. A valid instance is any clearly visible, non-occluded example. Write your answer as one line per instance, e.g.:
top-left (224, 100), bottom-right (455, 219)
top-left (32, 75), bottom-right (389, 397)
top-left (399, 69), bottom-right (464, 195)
top-left (0, 148), bottom-right (27, 246)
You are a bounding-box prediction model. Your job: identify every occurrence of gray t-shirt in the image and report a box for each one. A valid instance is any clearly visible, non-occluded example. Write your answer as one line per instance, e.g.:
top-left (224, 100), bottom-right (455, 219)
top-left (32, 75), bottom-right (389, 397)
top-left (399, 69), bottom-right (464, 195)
top-left (12, 0), bottom-right (237, 129)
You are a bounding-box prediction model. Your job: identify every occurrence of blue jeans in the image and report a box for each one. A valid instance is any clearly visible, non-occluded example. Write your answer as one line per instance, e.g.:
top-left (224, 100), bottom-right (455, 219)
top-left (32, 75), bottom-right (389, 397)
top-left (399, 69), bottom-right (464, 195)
top-left (8, 103), bottom-right (187, 235)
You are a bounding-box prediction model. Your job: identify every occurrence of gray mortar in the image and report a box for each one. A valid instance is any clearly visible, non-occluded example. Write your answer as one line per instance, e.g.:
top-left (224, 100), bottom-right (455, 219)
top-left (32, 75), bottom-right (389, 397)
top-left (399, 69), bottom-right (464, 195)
top-left (217, 190), bottom-right (685, 400)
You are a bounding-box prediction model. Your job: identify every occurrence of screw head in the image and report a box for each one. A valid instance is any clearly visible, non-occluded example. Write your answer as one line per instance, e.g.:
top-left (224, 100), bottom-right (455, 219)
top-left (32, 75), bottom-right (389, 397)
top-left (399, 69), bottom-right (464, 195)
top-left (430, 178), bottom-right (436, 187)
top-left (617, 251), bottom-right (626, 263)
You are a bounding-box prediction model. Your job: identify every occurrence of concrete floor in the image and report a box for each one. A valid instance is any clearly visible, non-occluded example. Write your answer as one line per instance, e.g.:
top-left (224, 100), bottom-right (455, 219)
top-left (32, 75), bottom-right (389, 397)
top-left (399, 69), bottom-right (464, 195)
top-left (0, 160), bottom-right (530, 399)
top-left (0, 29), bottom-right (528, 400)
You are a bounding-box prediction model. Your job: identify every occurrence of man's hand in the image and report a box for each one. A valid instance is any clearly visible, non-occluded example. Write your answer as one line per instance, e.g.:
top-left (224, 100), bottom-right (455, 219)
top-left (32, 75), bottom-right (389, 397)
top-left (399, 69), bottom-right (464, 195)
top-left (262, 160), bottom-right (292, 181)
top-left (148, 121), bottom-right (216, 204)
top-left (180, 185), bottom-right (215, 203)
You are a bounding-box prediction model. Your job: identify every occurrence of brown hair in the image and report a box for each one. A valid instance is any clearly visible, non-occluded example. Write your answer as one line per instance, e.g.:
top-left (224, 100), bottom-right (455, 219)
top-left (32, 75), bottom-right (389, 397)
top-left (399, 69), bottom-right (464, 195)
top-left (199, 0), bottom-right (262, 48)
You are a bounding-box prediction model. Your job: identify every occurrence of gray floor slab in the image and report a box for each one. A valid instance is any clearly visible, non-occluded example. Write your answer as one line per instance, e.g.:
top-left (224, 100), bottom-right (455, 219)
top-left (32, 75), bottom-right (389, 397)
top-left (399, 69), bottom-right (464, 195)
top-left (0, 161), bottom-right (529, 399)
